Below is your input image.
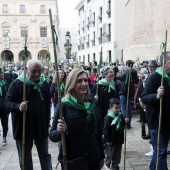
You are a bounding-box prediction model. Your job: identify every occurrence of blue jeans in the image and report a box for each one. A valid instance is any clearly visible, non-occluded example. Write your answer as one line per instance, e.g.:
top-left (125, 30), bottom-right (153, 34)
top-left (150, 129), bottom-right (170, 170)
top-left (120, 95), bottom-right (132, 123)
top-left (16, 137), bottom-right (52, 170)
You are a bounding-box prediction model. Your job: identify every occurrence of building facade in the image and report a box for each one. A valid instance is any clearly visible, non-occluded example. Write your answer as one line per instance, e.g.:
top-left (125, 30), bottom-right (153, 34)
top-left (75, 0), bottom-right (125, 65)
top-left (124, 0), bottom-right (170, 62)
top-left (0, 0), bottom-right (60, 65)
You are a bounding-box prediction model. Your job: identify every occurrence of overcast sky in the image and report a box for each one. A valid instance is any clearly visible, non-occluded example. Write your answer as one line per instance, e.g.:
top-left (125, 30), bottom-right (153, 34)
top-left (58, 0), bottom-right (79, 28)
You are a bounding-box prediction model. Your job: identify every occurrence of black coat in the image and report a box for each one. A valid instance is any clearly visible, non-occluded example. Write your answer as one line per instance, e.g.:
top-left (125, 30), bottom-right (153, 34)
top-left (49, 98), bottom-right (105, 164)
top-left (0, 80), bottom-right (7, 109)
top-left (5, 79), bottom-right (51, 140)
top-left (141, 71), bottom-right (170, 131)
top-left (116, 69), bottom-right (138, 97)
top-left (103, 114), bottom-right (125, 145)
top-left (4, 72), bottom-right (18, 90)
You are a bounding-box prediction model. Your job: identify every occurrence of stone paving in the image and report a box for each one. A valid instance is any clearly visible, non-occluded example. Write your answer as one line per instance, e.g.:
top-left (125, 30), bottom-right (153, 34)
top-left (0, 110), bottom-right (170, 170)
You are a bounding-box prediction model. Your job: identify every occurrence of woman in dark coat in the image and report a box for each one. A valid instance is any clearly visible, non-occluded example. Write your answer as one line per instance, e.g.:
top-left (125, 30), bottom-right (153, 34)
top-left (49, 68), bottom-right (105, 170)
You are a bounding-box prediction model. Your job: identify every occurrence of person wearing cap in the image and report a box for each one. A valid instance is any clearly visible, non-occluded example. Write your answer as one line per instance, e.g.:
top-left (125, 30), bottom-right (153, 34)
top-left (94, 66), bottom-right (119, 127)
top-left (141, 53), bottom-right (170, 169)
top-left (116, 60), bottom-right (138, 129)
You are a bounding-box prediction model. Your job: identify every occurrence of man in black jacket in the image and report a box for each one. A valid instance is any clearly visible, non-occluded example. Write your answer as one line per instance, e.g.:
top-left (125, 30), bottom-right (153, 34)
top-left (116, 60), bottom-right (138, 129)
top-left (141, 54), bottom-right (170, 170)
top-left (5, 59), bottom-right (52, 170)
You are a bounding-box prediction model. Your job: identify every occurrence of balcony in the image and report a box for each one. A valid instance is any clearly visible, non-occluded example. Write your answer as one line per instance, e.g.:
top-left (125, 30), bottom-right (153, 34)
top-left (98, 15), bottom-right (102, 23)
top-left (86, 42), bottom-right (89, 48)
top-left (91, 39), bottom-right (95, 46)
top-left (97, 36), bottom-right (102, 44)
top-left (106, 33), bottom-right (111, 42)
top-left (92, 20), bottom-right (95, 27)
top-left (106, 9), bottom-right (111, 18)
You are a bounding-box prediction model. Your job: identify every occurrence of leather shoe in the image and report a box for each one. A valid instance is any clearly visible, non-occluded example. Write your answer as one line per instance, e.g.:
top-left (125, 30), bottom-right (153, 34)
top-left (142, 134), bottom-right (151, 139)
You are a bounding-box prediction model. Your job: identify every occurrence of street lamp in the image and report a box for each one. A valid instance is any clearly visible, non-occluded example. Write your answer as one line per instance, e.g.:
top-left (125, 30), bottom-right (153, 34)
top-left (64, 31), bottom-right (72, 63)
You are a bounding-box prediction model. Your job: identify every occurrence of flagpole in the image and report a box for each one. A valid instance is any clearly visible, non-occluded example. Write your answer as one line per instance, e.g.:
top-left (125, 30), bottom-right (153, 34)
top-left (49, 9), bottom-right (67, 170)
top-left (21, 35), bottom-right (28, 170)
top-left (156, 30), bottom-right (167, 170)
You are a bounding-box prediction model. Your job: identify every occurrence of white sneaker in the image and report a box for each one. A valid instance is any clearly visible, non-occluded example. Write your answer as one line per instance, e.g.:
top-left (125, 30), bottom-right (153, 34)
top-left (145, 148), bottom-right (153, 157)
top-left (2, 137), bottom-right (7, 146)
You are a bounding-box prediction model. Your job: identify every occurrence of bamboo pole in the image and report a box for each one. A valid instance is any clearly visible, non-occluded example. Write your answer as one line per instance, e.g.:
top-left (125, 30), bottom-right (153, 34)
top-left (96, 47), bottom-right (102, 96)
top-left (49, 9), bottom-right (67, 170)
top-left (123, 65), bottom-right (132, 170)
top-left (21, 35), bottom-right (27, 170)
top-left (156, 30), bottom-right (168, 170)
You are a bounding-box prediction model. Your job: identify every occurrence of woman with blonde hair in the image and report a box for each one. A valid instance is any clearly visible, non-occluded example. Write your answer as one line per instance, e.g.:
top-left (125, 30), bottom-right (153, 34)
top-left (49, 68), bottom-right (105, 170)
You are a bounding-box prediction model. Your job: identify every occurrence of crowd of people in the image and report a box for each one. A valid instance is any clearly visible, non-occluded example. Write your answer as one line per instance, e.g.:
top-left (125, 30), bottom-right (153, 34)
top-left (0, 56), bottom-right (169, 170)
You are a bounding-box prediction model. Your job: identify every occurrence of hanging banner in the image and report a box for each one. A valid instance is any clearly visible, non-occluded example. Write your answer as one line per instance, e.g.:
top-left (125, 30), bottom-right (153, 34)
top-left (2, 37), bottom-right (10, 49)
top-left (40, 37), bottom-right (47, 47)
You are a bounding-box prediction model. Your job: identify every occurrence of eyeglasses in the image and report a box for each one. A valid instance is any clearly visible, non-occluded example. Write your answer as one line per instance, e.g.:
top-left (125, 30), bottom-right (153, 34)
top-left (30, 69), bottom-right (42, 74)
top-left (8, 66), bottom-right (13, 67)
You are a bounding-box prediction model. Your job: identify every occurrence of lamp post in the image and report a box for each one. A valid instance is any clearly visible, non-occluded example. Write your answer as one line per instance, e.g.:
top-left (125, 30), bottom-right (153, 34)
top-left (64, 31), bottom-right (72, 63)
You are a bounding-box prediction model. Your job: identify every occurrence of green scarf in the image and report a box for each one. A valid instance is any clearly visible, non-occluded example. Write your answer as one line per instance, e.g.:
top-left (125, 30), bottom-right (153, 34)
top-left (62, 94), bottom-right (94, 121)
top-left (0, 80), bottom-right (6, 96)
top-left (98, 78), bottom-right (115, 93)
top-left (107, 109), bottom-right (122, 131)
top-left (5, 71), bottom-right (14, 77)
top-left (17, 72), bottom-right (46, 100)
top-left (60, 82), bottom-right (65, 93)
top-left (156, 66), bottom-right (170, 86)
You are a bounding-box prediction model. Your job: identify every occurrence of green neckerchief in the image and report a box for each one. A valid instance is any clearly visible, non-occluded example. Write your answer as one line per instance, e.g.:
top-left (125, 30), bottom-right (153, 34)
top-left (62, 94), bottom-right (97, 133)
top-left (0, 80), bottom-right (6, 96)
top-left (41, 74), bottom-right (49, 82)
top-left (98, 78), bottom-right (115, 93)
top-left (60, 82), bottom-right (65, 93)
top-left (156, 66), bottom-right (170, 86)
top-left (17, 72), bottom-right (46, 100)
top-left (50, 72), bottom-right (55, 78)
top-left (62, 94), bottom-right (94, 121)
top-left (107, 109), bottom-right (122, 131)
top-left (5, 71), bottom-right (14, 77)
top-left (125, 70), bottom-right (133, 84)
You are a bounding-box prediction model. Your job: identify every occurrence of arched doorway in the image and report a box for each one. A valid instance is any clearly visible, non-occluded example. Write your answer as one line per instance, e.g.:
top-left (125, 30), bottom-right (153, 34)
top-left (1, 50), bottom-right (14, 66)
top-left (38, 50), bottom-right (49, 64)
top-left (19, 50), bottom-right (31, 62)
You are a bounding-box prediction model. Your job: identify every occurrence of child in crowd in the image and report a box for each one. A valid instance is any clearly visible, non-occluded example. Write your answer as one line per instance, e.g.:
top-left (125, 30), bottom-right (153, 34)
top-left (103, 98), bottom-right (128, 169)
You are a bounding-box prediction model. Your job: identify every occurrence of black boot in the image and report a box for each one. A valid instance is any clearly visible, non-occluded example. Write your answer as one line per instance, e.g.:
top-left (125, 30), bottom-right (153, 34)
top-left (142, 133), bottom-right (151, 139)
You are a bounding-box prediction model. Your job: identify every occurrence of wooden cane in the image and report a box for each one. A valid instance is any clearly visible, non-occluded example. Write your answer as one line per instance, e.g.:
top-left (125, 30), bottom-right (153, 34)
top-left (124, 65), bottom-right (132, 170)
top-left (49, 9), bottom-right (67, 170)
top-left (21, 35), bottom-right (28, 170)
top-left (156, 30), bottom-right (167, 170)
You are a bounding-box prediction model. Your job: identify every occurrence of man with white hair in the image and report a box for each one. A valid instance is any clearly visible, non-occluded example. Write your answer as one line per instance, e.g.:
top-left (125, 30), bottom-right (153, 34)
top-left (5, 58), bottom-right (52, 170)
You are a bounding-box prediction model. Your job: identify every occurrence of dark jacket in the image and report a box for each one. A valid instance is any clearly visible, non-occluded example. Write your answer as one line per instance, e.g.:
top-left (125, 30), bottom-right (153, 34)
top-left (49, 98), bottom-right (105, 164)
top-left (0, 79), bottom-right (7, 109)
top-left (141, 71), bottom-right (170, 131)
top-left (50, 82), bottom-right (65, 106)
top-left (5, 79), bottom-right (51, 140)
top-left (90, 82), bottom-right (119, 123)
top-left (116, 69), bottom-right (138, 97)
top-left (103, 114), bottom-right (125, 145)
top-left (4, 72), bottom-right (18, 90)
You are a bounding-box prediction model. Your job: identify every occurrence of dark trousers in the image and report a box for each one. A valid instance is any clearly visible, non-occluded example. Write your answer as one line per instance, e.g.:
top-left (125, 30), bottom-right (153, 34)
top-left (105, 144), bottom-right (122, 170)
top-left (0, 108), bottom-right (8, 137)
top-left (16, 137), bottom-right (52, 170)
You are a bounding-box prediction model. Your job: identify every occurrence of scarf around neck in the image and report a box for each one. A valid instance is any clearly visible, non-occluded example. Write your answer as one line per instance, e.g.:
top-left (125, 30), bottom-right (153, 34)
top-left (17, 72), bottom-right (46, 100)
top-left (156, 66), bottom-right (170, 86)
top-left (60, 82), bottom-right (65, 93)
top-left (5, 71), bottom-right (14, 77)
top-left (98, 78), bottom-right (115, 92)
top-left (0, 80), bottom-right (6, 96)
top-left (107, 109), bottom-right (122, 131)
top-left (62, 94), bottom-right (94, 121)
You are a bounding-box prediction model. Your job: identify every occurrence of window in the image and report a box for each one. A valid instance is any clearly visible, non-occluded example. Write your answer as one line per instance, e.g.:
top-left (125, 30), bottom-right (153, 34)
top-left (40, 5), bottom-right (46, 13)
top-left (20, 5), bottom-right (25, 13)
top-left (2, 27), bottom-right (10, 37)
top-left (21, 27), bottom-right (28, 37)
top-left (87, 0), bottom-right (91, 3)
top-left (3, 4), bottom-right (8, 13)
top-left (40, 27), bottom-right (47, 37)
top-left (88, 54), bottom-right (90, 62)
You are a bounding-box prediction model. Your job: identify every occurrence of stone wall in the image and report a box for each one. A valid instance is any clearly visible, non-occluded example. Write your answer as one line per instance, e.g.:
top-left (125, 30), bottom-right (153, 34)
top-left (124, 0), bottom-right (170, 63)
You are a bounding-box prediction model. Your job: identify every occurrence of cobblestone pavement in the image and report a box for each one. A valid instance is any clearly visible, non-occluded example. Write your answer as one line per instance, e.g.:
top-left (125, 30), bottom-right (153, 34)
top-left (0, 109), bottom-right (170, 170)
